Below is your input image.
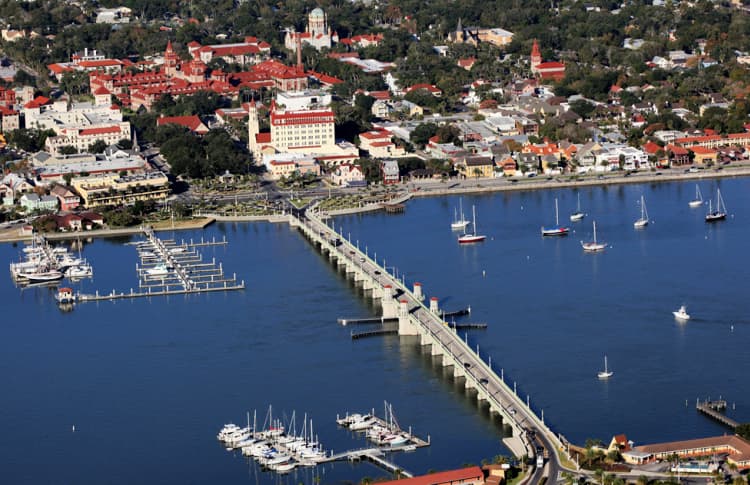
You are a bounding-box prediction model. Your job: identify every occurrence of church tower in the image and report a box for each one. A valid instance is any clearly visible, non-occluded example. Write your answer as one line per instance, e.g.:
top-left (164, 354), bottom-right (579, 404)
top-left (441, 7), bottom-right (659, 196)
top-left (164, 40), bottom-right (179, 77)
top-left (247, 99), bottom-right (259, 159)
top-left (530, 39), bottom-right (542, 71)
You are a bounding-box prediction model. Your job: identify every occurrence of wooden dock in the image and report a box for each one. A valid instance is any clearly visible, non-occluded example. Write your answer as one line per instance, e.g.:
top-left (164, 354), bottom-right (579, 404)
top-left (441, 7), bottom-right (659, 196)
top-left (351, 328), bottom-right (398, 339)
top-left (696, 399), bottom-right (738, 429)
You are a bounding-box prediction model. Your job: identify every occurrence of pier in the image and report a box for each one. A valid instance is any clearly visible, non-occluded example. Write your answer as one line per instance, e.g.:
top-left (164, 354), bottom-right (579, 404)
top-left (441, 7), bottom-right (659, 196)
top-left (77, 228), bottom-right (244, 302)
top-left (696, 399), bottom-right (739, 429)
top-left (290, 208), bottom-right (567, 468)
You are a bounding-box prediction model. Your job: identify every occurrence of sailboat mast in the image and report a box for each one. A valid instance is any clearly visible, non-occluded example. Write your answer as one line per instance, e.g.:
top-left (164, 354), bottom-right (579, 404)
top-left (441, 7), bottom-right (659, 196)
top-left (555, 198), bottom-right (559, 225)
top-left (473, 206), bottom-right (477, 235)
top-left (593, 221), bottom-right (597, 243)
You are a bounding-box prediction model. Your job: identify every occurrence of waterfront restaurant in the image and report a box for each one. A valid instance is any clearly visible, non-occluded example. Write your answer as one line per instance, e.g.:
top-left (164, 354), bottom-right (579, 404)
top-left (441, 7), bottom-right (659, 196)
top-left (634, 435), bottom-right (750, 470)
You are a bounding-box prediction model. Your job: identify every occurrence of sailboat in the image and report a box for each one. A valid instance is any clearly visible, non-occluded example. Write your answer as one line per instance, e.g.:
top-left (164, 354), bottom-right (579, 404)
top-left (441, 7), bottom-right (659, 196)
top-left (458, 205), bottom-right (486, 244)
top-left (633, 195), bottom-right (649, 228)
top-left (451, 198), bottom-right (470, 230)
top-left (688, 185), bottom-right (703, 208)
top-left (581, 221), bottom-right (606, 252)
top-left (570, 193), bottom-right (585, 221)
top-left (597, 355), bottom-right (613, 379)
top-left (673, 305), bottom-right (690, 321)
top-left (705, 188), bottom-right (727, 222)
top-left (541, 198), bottom-right (570, 236)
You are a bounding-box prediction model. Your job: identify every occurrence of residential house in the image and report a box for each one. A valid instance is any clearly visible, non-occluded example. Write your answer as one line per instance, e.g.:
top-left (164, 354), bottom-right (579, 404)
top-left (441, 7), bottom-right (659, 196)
top-left (381, 160), bottom-right (400, 185)
top-left (515, 152), bottom-right (540, 174)
top-left (53, 213), bottom-right (84, 231)
top-left (330, 163), bottom-right (366, 187)
top-left (50, 185), bottom-right (81, 211)
top-left (456, 155), bottom-right (494, 178)
top-left (359, 129), bottom-right (406, 158)
top-left (608, 434), bottom-right (632, 454)
top-left (498, 155), bottom-right (518, 176)
top-left (20, 193), bottom-right (58, 212)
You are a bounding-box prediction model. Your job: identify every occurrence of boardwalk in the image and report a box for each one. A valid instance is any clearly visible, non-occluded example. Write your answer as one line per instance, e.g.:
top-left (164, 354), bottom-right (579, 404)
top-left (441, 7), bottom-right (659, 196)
top-left (696, 400), bottom-right (739, 429)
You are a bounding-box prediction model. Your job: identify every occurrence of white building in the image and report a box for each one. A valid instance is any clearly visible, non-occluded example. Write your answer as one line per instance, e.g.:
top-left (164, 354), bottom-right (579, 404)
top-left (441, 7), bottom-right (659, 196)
top-left (275, 90), bottom-right (332, 111)
top-left (331, 163), bottom-right (366, 187)
top-left (284, 8), bottom-right (338, 52)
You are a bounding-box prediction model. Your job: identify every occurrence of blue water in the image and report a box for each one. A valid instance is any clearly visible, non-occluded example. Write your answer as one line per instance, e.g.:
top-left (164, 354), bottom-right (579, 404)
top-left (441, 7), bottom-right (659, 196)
top-left (1, 177), bottom-right (748, 483)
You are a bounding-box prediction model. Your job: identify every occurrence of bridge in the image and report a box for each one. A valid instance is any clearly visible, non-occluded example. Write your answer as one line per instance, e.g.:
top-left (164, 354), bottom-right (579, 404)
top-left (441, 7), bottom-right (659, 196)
top-left (289, 208), bottom-right (568, 482)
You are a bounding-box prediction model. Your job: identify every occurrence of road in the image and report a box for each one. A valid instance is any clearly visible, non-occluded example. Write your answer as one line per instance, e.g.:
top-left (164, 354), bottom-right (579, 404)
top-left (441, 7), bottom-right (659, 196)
top-left (297, 209), bottom-right (563, 485)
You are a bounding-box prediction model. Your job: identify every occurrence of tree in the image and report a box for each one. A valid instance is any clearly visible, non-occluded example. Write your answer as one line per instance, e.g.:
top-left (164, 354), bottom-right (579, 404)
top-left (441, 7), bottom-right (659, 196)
top-left (63, 173), bottom-right (73, 186)
top-left (736, 423), bottom-right (750, 441)
top-left (89, 140), bottom-right (108, 154)
top-left (410, 122), bottom-right (438, 148)
top-left (59, 145), bottom-right (78, 155)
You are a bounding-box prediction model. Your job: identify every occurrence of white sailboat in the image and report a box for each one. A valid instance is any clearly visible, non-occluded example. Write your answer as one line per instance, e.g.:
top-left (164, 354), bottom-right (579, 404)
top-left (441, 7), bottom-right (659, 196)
top-left (597, 355), bottom-right (613, 379)
top-left (541, 198), bottom-right (570, 236)
top-left (581, 221), bottom-right (606, 252)
top-left (633, 195), bottom-right (649, 228)
top-left (688, 185), bottom-right (703, 208)
top-left (673, 305), bottom-right (690, 321)
top-left (458, 205), bottom-right (486, 244)
top-left (451, 198), bottom-right (470, 230)
top-left (570, 193), bottom-right (585, 221)
top-left (705, 188), bottom-right (727, 222)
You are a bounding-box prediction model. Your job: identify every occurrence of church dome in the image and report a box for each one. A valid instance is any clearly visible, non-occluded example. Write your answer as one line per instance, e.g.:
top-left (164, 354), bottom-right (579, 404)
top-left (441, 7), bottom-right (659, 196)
top-left (309, 7), bottom-right (325, 19)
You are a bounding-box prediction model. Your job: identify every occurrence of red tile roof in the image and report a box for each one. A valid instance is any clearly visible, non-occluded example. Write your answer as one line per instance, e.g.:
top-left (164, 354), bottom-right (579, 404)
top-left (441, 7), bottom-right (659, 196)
top-left (375, 466), bottom-right (484, 485)
top-left (78, 126), bottom-right (121, 136)
top-left (24, 96), bottom-right (51, 109)
top-left (157, 115), bottom-right (207, 133)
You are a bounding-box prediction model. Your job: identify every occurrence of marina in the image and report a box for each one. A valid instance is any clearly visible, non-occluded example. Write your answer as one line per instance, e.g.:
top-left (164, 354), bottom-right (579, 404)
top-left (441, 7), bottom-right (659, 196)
top-left (76, 227), bottom-right (243, 302)
top-left (9, 234), bottom-right (93, 285)
top-left (217, 404), bottom-right (429, 477)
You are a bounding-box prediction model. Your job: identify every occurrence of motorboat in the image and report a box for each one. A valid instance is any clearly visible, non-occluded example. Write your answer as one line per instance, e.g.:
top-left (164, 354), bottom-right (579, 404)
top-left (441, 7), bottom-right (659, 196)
top-left (55, 287), bottom-right (76, 304)
top-left (268, 461), bottom-right (297, 473)
top-left (16, 269), bottom-right (64, 282)
top-left (66, 264), bottom-right (93, 278)
top-left (673, 305), bottom-right (690, 321)
top-left (145, 264), bottom-right (170, 276)
top-left (458, 205), bottom-right (486, 244)
top-left (541, 198), bottom-right (570, 236)
top-left (581, 221), bottom-right (606, 252)
top-left (349, 414), bottom-right (377, 431)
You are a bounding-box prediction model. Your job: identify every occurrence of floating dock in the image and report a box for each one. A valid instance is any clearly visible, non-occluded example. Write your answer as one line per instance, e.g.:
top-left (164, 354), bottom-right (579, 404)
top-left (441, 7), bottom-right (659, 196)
top-left (77, 228), bottom-right (243, 302)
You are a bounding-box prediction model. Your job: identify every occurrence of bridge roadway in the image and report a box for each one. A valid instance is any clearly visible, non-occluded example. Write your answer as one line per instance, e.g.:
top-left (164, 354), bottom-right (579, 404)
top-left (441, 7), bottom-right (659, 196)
top-left (291, 210), bottom-right (566, 484)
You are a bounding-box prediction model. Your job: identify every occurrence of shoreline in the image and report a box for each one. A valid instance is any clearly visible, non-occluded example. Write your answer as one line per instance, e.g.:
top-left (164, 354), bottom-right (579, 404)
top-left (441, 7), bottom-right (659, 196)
top-left (2, 166), bottom-right (747, 244)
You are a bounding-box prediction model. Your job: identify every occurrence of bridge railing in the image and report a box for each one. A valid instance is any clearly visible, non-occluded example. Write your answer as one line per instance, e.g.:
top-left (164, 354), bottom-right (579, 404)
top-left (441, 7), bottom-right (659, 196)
top-left (299, 209), bottom-right (566, 456)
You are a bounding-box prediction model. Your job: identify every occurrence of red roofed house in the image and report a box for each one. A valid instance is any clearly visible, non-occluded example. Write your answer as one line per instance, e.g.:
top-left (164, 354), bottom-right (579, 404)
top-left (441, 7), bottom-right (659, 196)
top-left (689, 145), bottom-right (717, 165)
top-left (330, 163), bottom-right (366, 187)
top-left (339, 33), bottom-right (383, 48)
top-left (458, 57), bottom-right (477, 70)
top-left (405, 83), bottom-right (443, 97)
top-left (157, 115), bottom-right (209, 135)
top-left (530, 40), bottom-right (566, 81)
top-left (50, 185), bottom-right (81, 211)
top-left (359, 128), bottom-right (406, 158)
top-left (666, 144), bottom-right (690, 166)
top-left (634, 435), bottom-right (750, 470)
top-left (375, 466), bottom-right (484, 485)
top-left (608, 434), bottom-right (632, 453)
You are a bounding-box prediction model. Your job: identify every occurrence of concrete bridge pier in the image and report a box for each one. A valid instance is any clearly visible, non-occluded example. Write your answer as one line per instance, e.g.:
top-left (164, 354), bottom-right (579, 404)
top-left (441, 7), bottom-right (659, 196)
top-left (398, 300), bottom-right (419, 336)
top-left (381, 285), bottom-right (398, 319)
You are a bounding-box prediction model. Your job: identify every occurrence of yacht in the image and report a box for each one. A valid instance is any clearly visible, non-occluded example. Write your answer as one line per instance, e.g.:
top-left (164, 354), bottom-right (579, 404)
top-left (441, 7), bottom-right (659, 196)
top-left (145, 264), bottom-right (170, 276)
top-left (597, 355), bottom-right (613, 379)
top-left (16, 268), bottom-right (64, 282)
top-left (705, 189), bottom-right (727, 222)
top-left (541, 198), bottom-right (570, 236)
top-left (689, 185), bottom-right (703, 208)
top-left (634, 195), bottom-right (649, 228)
top-left (570, 193), bottom-right (586, 221)
top-left (66, 264), bottom-right (93, 278)
top-left (451, 198), bottom-right (470, 231)
top-left (673, 305), bottom-right (690, 321)
top-left (458, 205), bottom-right (486, 244)
top-left (581, 221), bottom-right (606, 252)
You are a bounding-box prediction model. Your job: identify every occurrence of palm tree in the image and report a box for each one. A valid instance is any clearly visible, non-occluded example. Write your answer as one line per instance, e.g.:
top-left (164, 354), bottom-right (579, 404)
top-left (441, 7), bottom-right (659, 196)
top-left (594, 468), bottom-right (604, 485)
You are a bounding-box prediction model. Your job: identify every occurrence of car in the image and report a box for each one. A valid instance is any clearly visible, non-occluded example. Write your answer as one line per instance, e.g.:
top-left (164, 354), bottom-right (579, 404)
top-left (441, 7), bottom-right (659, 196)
top-left (655, 171), bottom-right (662, 175)
top-left (688, 167), bottom-right (699, 173)
top-left (479, 378), bottom-right (489, 385)
top-left (374, 270), bottom-right (381, 275)
top-left (463, 362), bottom-right (471, 368)
top-left (349, 250), bottom-right (355, 254)
top-left (359, 257), bottom-right (365, 262)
